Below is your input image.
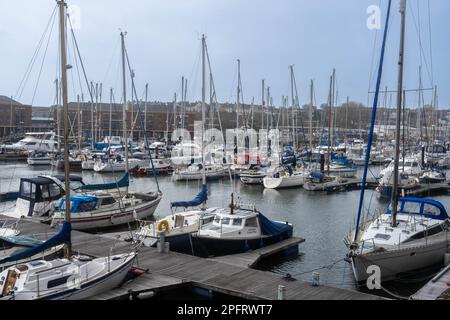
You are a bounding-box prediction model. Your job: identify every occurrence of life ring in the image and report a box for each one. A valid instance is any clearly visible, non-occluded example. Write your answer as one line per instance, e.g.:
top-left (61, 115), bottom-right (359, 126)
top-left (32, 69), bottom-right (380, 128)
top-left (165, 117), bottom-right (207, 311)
top-left (157, 220), bottom-right (169, 232)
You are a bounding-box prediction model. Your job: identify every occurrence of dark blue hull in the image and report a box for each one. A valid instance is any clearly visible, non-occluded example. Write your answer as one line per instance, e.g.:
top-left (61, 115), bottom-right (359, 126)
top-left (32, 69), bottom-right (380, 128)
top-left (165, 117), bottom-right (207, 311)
top-left (157, 227), bottom-right (294, 258)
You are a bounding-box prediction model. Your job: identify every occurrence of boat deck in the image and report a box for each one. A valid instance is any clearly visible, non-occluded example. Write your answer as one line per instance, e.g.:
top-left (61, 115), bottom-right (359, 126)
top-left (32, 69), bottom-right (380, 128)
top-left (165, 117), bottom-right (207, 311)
top-left (2, 216), bottom-right (385, 300)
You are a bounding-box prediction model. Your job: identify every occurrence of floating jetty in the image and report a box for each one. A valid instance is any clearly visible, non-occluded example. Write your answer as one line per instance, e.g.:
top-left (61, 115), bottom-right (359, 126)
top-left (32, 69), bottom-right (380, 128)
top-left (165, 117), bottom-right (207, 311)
top-left (317, 178), bottom-right (450, 197)
top-left (411, 263), bottom-right (450, 300)
top-left (1, 215), bottom-right (385, 300)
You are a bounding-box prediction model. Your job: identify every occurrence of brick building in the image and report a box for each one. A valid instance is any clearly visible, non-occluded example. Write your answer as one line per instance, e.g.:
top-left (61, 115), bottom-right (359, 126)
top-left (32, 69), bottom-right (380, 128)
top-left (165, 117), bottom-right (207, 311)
top-left (0, 96), bottom-right (32, 138)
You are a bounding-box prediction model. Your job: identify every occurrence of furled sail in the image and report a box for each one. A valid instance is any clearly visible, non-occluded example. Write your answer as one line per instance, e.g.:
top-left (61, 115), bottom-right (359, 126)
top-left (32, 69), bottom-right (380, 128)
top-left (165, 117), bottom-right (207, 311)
top-left (0, 222), bottom-right (71, 265)
top-left (171, 184), bottom-right (207, 208)
top-left (79, 173), bottom-right (129, 191)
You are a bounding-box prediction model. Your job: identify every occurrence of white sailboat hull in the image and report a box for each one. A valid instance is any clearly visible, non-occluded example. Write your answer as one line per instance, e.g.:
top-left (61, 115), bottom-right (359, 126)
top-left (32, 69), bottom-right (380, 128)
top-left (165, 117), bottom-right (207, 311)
top-left (52, 193), bottom-right (162, 230)
top-left (263, 174), bottom-right (306, 189)
top-left (27, 158), bottom-right (52, 166)
top-left (351, 233), bottom-right (449, 284)
top-left (93, 159), bottom-right (147, 173)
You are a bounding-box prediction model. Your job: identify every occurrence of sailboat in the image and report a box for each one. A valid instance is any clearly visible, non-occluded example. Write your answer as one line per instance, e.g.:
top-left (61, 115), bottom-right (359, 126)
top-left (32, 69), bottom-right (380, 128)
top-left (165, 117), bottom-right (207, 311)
top-left (263, 67), bottom-right (310, 190)
top-left (345, 0), bottom-right (450, 284)
top-left (0, 1), bottom-right (135, 300)
top-left (52, 31), bottom-right (162, 231)
top-left (137, 36), bottom-right (295, 257)
top-left (303, 70), bottom-right (343, 191)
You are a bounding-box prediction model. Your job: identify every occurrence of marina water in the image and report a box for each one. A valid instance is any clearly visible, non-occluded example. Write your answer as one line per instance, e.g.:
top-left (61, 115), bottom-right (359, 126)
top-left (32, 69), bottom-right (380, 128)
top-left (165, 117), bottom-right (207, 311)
top-left (1, 163), bottom-right (448, 298)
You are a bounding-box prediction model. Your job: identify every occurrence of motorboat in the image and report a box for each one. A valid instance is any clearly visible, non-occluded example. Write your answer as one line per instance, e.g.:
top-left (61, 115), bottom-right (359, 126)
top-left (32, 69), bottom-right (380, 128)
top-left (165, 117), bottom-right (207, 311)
top-left (27, 151), bottom-right (52, 166)
top-left (419, 170), bottom-right (446, 184)
top-left (189, 205), bottom-right (294, 258)
top-left (240, 169), bottom-right (266, 185)
top-left (1, 132), bottom-right (57, 153)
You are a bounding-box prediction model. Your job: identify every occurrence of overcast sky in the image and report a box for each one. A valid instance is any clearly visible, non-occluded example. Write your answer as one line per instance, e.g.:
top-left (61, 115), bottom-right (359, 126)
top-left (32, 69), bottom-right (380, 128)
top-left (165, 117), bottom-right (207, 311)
top-left (0, 0), bottom-right (448, 108)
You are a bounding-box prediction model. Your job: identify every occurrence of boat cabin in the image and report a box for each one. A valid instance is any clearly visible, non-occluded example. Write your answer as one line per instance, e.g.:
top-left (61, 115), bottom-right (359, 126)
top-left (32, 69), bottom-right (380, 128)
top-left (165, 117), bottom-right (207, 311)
top-left (198, 209), bottom-right (262, 239)
top-left (13, 177), bottom-right (64, 218)
top-left (387, 197), bottom-right (449, 221)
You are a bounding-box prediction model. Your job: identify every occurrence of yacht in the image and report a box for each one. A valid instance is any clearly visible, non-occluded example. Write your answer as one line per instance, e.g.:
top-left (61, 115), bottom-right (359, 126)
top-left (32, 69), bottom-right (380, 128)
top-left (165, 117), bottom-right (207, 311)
top-left (2, 132), bottom-right (57, 153)
top-left (0, 252), bottom-right (135, 300)
top-left (345, 197), bottom-right (450, 283)
top-left (172, 163), bottom-right (228, 182)
top-left (379, 157), bottom-right (423, 179)
top-left (93, 155), bottom-right (147, 173)
top-left (189, 205), bottom-right (294, 258)
top-left (51, 191), bottom-right (162, 231)
top-left (27, 151), bottom-right (53, 166)
top-left (263, 166), bottom-right (309, 189)
top-left (240, 168), bottom-right (266, 185)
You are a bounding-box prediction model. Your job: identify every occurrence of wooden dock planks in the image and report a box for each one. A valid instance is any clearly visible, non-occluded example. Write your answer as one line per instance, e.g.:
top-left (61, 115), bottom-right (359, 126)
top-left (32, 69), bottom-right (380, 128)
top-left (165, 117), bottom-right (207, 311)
top-left (0, 215), bottom-right (384, 300)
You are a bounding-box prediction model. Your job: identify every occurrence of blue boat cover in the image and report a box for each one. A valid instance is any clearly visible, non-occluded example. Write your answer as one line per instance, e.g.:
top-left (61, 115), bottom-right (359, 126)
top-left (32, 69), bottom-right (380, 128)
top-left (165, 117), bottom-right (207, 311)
top-left (0, 222), bottom-right (71, 265)
top-left (387, 197), bottom-right (449, 221)
top-left (58, 195), bottom-right (98, 213)
top-left (258, 212), bottom-right (292, 236)
top-left (310, 172), bottom-right (324, 180)
top-left (171, 184), bottom-right (207, 208)
top-left (0, 235), bottom-right (43, 247)
top-left (79, 173), bottom-right (129, 191)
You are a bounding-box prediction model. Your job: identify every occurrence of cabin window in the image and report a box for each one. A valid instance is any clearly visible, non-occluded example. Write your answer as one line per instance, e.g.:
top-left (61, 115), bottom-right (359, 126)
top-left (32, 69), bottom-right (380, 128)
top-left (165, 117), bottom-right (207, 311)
top-left (78, 201), bottom-right (97, 212)
top-left (21, 181), bottom-right (31, 198)
top-left (232, 218), bottom-right (243, 226)
top-left (41, 185), bottom-right (50, 200)
top-left (30, 183), bottom-right (37, 200)
top-left (423, 204), bottom-right (440, 217)
top-left (402, 202), bottom-right (420, 215)
top-left (222, 218), bottom-right (231, 225)
top-left (214, 216), bottom-right (221, 224)
top-left (101, 197), bottom-right (116, 206)
top-left (47, 275), bottom-right (71, 289)
top-left (245, 217), bottom-right (257, 227)
top-left (48, 184), bottom-right (61, 198)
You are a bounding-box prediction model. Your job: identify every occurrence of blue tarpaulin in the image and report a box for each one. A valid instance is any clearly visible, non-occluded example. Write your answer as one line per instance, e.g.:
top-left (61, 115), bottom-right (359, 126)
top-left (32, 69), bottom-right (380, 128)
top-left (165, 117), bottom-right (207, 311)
top-left (58, 195), bottom-right (98, 213)
top-left (0, 222), bottom-right (71, 265)
top-left (171, 184), bottom-right (208, 208)
top-left (258, 213), bottom-right (292, 236)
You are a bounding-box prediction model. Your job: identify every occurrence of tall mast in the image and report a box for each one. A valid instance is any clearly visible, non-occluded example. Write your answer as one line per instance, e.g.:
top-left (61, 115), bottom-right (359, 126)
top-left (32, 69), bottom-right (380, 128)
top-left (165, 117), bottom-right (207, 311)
top-left (173, 93), bottom-right (177, 130)
top-left (289, 65), bottom-right (295, 149)
top-left (58, 0), bottom-right (71, 258)
top-left (392, 0), bottom-right (407, 228)
top-left (201, 35), bottom-right (207, 189)
top-left (309, 80), bottom-right (314, 154)
top-left (55, 78), bottom-right (61, 153)
top-left (261, 79), bottom-right (265, 131)
top-left (77, 94), bottom-right (81, 153)
top-left (120, 31), bottom-right (129, 192)
top-left (109, 88), bottom-right (113, 140)
top-left (90, 81), bottom-right (94, 148)
top-left (327, 75), bottom-right (333, 175)
top-left (98, 83), bottom-right (103, 141)
top-left (236, 59), bottom-right (241, 129)
top-left (331, 68), bottom-right (336, 149)
top-left (144, 83), bottom-right (148, 132)
top-left (181, 77), bottom-right (184, 129)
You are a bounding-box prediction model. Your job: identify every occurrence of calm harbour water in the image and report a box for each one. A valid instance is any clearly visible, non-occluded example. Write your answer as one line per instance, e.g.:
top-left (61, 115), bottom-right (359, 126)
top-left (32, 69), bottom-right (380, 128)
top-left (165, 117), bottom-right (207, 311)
top-left (1, 162), bottom-right (449, 297)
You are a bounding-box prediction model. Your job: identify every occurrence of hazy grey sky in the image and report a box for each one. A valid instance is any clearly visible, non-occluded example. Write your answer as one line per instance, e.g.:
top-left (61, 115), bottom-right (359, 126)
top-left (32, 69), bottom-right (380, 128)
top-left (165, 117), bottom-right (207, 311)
top-left (1, 0), bottom-right (448, 108)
